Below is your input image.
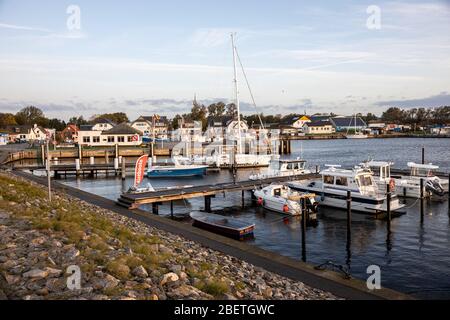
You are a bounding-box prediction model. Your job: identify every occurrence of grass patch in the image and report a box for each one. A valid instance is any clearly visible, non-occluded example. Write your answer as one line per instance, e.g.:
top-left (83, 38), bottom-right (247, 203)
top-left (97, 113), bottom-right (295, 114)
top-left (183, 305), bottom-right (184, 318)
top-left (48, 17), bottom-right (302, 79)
top-left (197, 279), bottom-right (229, 297)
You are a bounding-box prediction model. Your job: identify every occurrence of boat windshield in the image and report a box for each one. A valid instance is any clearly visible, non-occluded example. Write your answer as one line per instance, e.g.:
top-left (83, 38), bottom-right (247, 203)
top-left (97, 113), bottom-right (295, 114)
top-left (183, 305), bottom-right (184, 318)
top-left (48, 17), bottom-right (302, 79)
top-left (287, 162), bottom-right (305, 170)
top-left (356, 174), bottom-right (375, 187)
top-left (411, 167), bottom-right (435, 177)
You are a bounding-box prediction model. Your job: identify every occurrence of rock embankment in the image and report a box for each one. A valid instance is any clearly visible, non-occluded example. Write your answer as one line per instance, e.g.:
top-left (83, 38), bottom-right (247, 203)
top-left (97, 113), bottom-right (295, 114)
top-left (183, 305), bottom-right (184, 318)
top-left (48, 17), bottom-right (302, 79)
top-left (0, 172), bottom-right (339, 300)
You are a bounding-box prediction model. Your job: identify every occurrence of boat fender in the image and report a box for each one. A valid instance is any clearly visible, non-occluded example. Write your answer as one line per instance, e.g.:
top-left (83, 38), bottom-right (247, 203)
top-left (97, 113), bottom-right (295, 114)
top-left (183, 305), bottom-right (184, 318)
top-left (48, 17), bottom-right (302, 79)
top-left (389, 178), bottom-right (396, 191)
top-left (257, 197), bottom-right (264, 205)
top-left (283, 204), bottom-right (290, 213)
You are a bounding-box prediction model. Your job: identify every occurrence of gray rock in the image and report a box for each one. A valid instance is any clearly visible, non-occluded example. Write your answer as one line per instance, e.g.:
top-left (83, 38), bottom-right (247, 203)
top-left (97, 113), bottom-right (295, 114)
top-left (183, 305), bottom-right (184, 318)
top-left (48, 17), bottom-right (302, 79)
top-left (132, 265), bottom-right (148, 278)
top-left (23, 269), bottom-right (49, 279)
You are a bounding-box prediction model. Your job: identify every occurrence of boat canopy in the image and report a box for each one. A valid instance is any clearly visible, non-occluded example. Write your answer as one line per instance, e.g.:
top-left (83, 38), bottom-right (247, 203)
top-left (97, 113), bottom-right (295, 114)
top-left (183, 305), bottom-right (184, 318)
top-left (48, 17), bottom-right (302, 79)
top-left (407, 162), bottom-right (439, 170)
top-left (362, 160), bottom-right (394, 168)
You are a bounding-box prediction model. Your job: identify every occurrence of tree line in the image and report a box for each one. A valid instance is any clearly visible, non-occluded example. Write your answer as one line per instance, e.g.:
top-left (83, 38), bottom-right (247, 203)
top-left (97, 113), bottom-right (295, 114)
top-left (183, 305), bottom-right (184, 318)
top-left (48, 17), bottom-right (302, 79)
top-left (1, 105), bottom-right (449, 132)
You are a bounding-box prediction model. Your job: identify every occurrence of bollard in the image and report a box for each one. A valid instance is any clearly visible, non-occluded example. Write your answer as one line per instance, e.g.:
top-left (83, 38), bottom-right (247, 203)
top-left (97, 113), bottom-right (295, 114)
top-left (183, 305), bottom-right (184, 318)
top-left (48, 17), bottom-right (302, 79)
top-left (420, 178), bottom-right (424, 223)
top-left (90, 156), bottom-right (94, 165)
top-left (386, 183), bottom-right (391, 229)
top-left (315, 165), bottom-right (319, 174)
top-left (114, 158), bottom-right (119, 170)
top-left (242, 190), bottom-right (245, 209)
top-left (301, 198), bottom-right (306, 262)
top-left (105, 151), bottom-right (109, 164)
top-left (204, 196), bottom-right (212, 213)
top-left (170, 201), bottom-right (174, 219)
top-left (346, 190), bottom-right (351, 240)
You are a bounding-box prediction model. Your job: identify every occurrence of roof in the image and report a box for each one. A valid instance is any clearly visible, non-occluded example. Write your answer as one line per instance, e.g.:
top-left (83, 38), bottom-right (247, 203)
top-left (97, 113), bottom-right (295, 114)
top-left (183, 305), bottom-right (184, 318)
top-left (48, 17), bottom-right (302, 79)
top-left (407, 162), bottom-right (439, 170)
top-left (101, 123), bottom-right (141, 135)
top-left (65, 124), bottom-right (79, 131)
top-left (79, 125), bottom-right (94, 131)
top-left (280, 115), bottom-right (300, 125)
top-left (1, 125), bottom-right (32, 134)
top-left (309, 115), bottom-right (331, 122)
top-left (332, 116), bottom-right (367, 127)
top-left (207, 116), bottom-right (233, 127)
top-left (305, 120), bottom-right (334, 127)
top-left (135, 116), bottom-right (169, 125)
top-left (92, 118), bottom-right (116, 126)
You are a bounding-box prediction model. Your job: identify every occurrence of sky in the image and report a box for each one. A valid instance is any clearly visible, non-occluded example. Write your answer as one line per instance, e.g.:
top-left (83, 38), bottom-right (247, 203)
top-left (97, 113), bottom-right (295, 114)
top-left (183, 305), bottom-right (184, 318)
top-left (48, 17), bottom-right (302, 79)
top-left (0, 0), bottom-right (449, 121)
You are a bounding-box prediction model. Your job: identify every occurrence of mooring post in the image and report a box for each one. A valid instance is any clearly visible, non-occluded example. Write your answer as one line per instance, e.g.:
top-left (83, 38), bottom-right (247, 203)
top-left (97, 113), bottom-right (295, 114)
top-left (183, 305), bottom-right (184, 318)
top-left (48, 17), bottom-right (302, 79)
top-left (422, 146), bottom-right (425, 164)
top-left (420, 178), bottom-right (424, 223)
top-left (170, 201), bottom-right (174, 219)
top-left (386, 183), bottom-right (391, 229)
top-left (152, 203), bottom-right (159, 215)
top-left (315, 165), bottom-right (319, 174)
top-left (105, 151), bottom-right (109, 164)
top-left (301, 198), bottom-right (306, 262)
top-left (241, 190), bottom-right (245, 208)
top-left (346, 190), bottom-right (351, 240)
top-left (121, 157), bottom-right (126, 180)
top-left (204, 196), bottom-right (212, 213)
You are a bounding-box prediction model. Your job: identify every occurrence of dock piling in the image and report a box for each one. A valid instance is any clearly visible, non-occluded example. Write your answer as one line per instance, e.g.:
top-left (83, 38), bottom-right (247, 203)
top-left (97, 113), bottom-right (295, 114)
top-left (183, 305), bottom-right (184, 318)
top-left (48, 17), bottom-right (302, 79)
top-left (121, 157), bottom-right (126, 180)
top-left (420, 178), bottom-right (424, 223)
top-left (170, 201), bottom-right (174, 219)
top-left (386, 184), bottom-right (391, 229)
top-left (346, 191), bottom-right (352, 240)
top-left (241, 190), bottom-right (245, 208)
top-left (301, 198), bottom-right (306, 262)
top-left (152, 203), bottom-right (159, 215)
top-left (422, 147), bottom-right (425, 164)
top-left (205, 196), bottom-right (212, 213)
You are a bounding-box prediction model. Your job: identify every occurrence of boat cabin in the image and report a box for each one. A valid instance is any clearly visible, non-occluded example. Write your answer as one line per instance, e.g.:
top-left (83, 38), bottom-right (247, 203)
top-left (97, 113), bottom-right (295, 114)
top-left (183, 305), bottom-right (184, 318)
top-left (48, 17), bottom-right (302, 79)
top-left (269, 159), bottom-right (307, 172)
top-left (407, 162), bottom-right (439, 178)
top-left (320, 165), bottom-right (378, 195)
top-left (361, 160), bottom-right (393, 182)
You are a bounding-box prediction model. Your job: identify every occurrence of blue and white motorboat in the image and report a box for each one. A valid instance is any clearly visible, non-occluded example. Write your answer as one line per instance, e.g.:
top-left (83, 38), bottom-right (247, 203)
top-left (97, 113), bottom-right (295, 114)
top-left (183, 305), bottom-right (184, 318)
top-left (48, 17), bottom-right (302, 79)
top-left (147, 158), bottom-right (208, 178)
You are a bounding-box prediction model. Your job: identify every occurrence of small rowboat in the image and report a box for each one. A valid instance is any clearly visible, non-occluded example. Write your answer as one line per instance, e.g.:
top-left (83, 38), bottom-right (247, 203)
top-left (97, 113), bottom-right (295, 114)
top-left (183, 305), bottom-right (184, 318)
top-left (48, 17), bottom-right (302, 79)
top-left (189, 211), bottom-right (255, 240)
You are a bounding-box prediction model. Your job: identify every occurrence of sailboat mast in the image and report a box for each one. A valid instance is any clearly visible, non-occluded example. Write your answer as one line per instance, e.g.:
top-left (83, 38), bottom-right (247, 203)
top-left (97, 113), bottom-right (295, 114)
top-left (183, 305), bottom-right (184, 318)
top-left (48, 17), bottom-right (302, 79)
top-left (231, 33), bottom-right (243, 154)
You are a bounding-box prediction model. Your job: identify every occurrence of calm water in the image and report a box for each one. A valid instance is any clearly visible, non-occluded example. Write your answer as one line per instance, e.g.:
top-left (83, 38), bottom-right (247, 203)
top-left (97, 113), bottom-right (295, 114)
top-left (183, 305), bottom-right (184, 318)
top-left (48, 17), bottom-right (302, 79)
top-left (59, 138), bottom-right (450, 299)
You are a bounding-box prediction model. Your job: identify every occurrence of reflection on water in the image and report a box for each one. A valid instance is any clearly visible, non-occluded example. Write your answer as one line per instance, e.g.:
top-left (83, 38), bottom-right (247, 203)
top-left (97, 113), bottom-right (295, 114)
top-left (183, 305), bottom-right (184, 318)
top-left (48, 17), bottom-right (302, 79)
top-left (56, 138), bottom-right (450, 299)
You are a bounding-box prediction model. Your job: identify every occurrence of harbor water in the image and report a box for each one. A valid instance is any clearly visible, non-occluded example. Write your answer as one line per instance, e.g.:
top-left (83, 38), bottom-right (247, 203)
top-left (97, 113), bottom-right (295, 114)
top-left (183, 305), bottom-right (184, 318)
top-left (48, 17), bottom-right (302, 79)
top-left (59, 138), bottom-right (450, 299)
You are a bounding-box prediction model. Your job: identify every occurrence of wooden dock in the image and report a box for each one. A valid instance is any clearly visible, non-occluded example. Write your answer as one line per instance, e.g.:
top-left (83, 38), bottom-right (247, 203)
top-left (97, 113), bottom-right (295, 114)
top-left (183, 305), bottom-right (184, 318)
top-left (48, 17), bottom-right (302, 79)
top-left (117, 173), bottom-right (319, 210)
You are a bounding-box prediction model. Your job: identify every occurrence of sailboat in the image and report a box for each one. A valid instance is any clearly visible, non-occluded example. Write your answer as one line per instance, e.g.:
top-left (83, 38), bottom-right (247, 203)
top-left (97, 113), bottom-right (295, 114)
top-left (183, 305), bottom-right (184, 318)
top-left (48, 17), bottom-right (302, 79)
top-left (346, 114), bottom-right (368, 139)
top-left (227, 33), bottom-right (275, 167)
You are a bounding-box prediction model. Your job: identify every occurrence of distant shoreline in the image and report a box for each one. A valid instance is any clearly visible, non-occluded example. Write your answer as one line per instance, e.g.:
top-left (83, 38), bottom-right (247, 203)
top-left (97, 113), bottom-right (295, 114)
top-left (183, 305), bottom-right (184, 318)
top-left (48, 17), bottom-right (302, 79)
top-left (283, 134), bottom-right (450, 140)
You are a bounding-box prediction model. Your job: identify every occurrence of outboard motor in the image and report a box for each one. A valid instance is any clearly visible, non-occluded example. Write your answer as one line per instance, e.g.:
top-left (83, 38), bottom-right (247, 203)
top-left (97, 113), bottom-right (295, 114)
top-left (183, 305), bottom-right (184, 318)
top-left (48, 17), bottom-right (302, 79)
top-left (425, 179), bottom-right (445, 196)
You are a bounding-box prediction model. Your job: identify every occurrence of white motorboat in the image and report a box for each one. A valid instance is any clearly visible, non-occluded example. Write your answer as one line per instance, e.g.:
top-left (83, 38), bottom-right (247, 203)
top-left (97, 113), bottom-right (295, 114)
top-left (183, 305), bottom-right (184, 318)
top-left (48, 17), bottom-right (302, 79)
top-left (287, 165), bottom-right (405, 214)
top-left (249, 158), bottom-right (311, 180)
top-left (361, 160), bottom-right (448, 198)
top-left (253, 184), bottom-right (318, 217)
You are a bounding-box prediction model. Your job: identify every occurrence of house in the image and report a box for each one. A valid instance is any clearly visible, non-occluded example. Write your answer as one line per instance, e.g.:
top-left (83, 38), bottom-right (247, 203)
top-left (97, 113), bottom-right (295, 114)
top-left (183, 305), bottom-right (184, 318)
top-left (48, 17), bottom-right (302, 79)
top-left (59, 124), bottom-right (79, 143)
top-left (172, 119), bottom-right (204, 142)
top-left (0, 133), bottom-right (8, 145)
top-left (430, 125), bottom-right (450, 135)
top-left (130, 116), bottom-right (169, 139)
top-left (78, 123), bottom-right (142, 146)
top-left (3, 124), bottom-right (48, 142)
top-left (303, 120), bottom-right (336, 134)
top-left (206, 116), bottom-right (249, 141)
top-left (280, 115), bottom-right (311, 129)
top-left (331, 116), bottom-right (367, 132)
top-left (367, 121), bottom-right (386, 135)
top-left (91, 118), bottom-right (116, 131)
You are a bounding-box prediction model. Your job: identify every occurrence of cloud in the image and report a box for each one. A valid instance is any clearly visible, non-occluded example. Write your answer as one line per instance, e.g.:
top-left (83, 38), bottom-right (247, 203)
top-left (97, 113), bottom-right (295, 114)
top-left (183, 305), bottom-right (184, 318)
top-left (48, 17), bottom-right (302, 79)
top-left (375, 92), bottom-right (450, 108)
top-left (0, 22), bottom-right (51, 33)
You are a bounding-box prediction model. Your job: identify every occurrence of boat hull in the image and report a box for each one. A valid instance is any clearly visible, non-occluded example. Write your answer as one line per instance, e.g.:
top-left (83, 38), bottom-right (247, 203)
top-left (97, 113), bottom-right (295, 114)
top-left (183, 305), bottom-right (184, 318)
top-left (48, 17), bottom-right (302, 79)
top-left (288, 182), bottom-right (404, 214)
top-left (190, 212), bottom-right (255, 240)
top-left (147, 166), bottom-right (207, 177)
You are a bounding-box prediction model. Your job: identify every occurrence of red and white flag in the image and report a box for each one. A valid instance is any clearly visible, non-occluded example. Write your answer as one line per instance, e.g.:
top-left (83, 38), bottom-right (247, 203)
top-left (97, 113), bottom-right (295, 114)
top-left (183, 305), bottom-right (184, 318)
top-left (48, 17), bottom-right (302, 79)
top-left (134, 154), bottom-right (149, 187)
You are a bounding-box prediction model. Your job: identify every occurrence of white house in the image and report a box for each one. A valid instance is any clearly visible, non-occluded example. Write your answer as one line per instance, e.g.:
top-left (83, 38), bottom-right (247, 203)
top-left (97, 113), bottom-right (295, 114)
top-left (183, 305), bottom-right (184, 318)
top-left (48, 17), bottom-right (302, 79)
top-left (303, 120), bottom-right (336, 134)
top-left (91, 118), bottom-right (116, 131)
top-left (130, 116), bottom-right (169, 139)
top-left (172, 119), bottom-right (204, 142)
top-left (206, 116), bottom-right (249, 141)
top-left (78, 123), bottom-right (142, 146)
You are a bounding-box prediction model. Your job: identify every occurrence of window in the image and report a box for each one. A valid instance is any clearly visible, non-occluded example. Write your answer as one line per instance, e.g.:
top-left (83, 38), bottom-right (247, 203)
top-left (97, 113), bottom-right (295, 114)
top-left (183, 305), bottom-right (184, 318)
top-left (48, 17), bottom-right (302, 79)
top-left (335, 177), bottom-right (348, 186)
top-left (93, 136), bottom-right (100, 143)
top-left (117, 136), bottom-right (125, 143)
top-left (83, 136), bottom-right (90, 143)
top-left (107, 136), bottom-right (114, 143)
top-left (127, 136), bottom-right (133, 142)
top-left (323, 175), bottom-right (334, 184)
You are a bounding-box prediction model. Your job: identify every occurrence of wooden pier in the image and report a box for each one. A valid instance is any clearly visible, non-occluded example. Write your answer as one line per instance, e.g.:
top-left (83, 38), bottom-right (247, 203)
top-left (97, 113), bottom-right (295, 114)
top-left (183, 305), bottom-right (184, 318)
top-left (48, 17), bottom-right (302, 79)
top-left (116, 173), bottom-right (319, 210)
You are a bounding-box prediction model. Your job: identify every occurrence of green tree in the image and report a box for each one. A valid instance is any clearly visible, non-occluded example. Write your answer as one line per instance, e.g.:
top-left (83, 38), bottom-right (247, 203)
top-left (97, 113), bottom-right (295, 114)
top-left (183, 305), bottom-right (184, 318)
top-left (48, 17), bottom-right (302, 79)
top-left (171, 114), bottom-right (182, 130)
top-left (381, 107), bottom-right (404, 123)
top-left (226, 103), bottom-right (237, 118)
top-left (93, 112), bottom-right (129, 124)
top-left (68, 116), bottom-right (88, 126)
top-left (0, 113), bottom-right (17, 126)
top-left (15, 106), bottom-right (45, 125)
top-left (207, 102), bottom-right (226, 117)
top-left (48, 118), bottom-right (66, 131)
